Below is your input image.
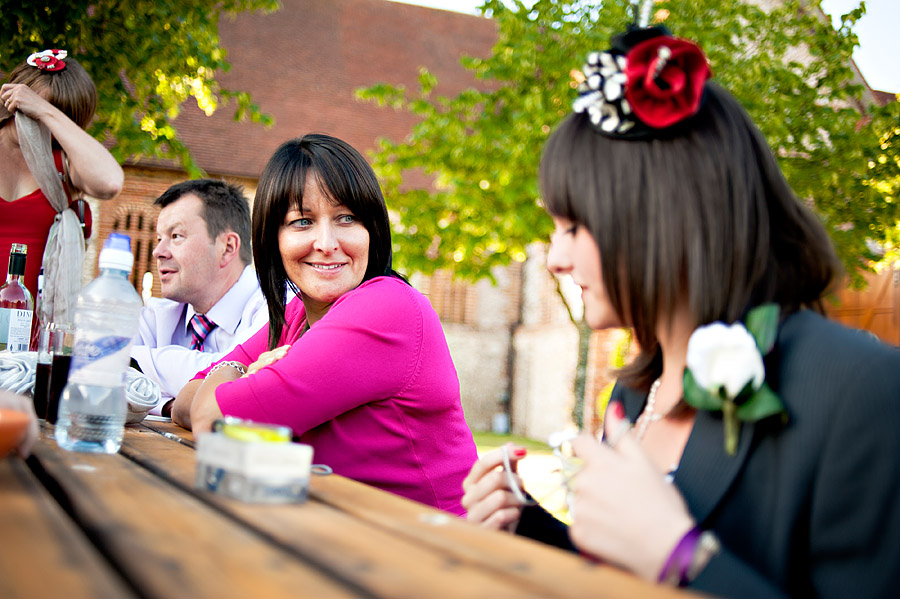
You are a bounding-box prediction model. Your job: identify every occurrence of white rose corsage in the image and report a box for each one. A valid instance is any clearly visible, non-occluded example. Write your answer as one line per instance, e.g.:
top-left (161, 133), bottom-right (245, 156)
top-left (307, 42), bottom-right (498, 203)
top-left (683, 304), bottom-right (786, 455)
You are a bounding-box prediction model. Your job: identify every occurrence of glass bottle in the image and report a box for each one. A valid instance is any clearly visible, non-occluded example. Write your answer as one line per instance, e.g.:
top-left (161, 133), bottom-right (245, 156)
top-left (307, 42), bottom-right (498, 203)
top-left (0, 243), bottom-right (34, 352)
top-left (29, 266), bottom-right (44, 351)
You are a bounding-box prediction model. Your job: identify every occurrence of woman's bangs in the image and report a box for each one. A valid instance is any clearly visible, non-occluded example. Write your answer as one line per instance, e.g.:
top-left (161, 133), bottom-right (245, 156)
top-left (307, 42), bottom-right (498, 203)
top-left (540, 116), bottom-right (588, 226)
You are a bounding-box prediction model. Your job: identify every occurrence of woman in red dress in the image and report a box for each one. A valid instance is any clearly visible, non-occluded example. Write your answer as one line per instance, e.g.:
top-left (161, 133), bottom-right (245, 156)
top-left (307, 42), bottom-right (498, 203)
top-left (0, 49), bottom-right (123, 300)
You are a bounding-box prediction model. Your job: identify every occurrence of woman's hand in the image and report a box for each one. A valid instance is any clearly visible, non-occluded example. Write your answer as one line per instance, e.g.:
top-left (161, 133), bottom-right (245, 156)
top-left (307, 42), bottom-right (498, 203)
top-left (462, 443), bottom-right (529, 531)
top-left (0, 83), bottom-right (55, 121)
top-left (171, 379), bottom-right (202, 428)
top-left (568, 402), bottom-right (695, 581)
top-left (178, 364), bottom-right (245, 433)
top-left (1, 83), bottom-right (123, 199)
top-left (189, 388), bottom-right (224, 435)
top-left (245, 345), bottom-right (290, 376)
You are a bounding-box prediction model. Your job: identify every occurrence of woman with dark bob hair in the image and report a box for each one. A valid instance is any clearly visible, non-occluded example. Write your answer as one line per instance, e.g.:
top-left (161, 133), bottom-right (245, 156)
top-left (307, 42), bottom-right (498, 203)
top-left (174, 134), bottom-right (477, 514)
top-left (462, 11), bottom-right (900, 598)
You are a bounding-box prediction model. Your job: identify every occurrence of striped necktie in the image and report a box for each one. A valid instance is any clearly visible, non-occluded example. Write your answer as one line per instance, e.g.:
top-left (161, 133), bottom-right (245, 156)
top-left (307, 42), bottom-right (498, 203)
top-left (189, 313), bottom-right (216, 351)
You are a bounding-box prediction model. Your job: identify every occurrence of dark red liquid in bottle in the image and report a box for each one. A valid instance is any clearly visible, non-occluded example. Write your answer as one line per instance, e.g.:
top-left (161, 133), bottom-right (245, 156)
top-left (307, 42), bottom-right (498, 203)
top-left (33, 361), bottom-right (52, 419)
top-left (46, 354), bottom-right (72, 425)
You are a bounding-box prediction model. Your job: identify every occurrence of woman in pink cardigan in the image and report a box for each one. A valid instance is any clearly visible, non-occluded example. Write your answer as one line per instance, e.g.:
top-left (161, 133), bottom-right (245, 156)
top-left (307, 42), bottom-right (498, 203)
top-left (172, 134), bottom-right (476, 514)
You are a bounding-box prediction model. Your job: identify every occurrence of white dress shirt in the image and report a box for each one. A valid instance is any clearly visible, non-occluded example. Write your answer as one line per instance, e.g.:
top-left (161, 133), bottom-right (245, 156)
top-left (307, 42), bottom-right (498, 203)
top-left (131, 266), bottom-right (268, 413)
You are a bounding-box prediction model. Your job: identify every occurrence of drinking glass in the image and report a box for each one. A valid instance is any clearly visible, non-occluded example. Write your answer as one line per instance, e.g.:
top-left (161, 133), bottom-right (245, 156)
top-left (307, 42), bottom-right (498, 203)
top-left (32, 325), bottom-right (54, 419)
top-left (44, 324), bottom-right (74, 425)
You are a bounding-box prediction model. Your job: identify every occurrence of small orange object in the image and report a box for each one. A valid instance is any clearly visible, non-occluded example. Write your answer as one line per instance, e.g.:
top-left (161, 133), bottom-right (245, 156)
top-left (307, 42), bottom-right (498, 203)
top-left (0, 409), bottom-right (30, 458)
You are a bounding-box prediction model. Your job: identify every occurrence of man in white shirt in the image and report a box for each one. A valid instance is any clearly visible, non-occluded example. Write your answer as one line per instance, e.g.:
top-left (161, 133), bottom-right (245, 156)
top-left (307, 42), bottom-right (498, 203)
top-left (131, 179), bottom-right (268, 417)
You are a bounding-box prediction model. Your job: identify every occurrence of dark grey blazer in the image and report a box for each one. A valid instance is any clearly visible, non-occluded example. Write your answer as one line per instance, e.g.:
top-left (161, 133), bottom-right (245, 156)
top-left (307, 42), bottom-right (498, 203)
top-left (516, 310), bottom-right (900, 598)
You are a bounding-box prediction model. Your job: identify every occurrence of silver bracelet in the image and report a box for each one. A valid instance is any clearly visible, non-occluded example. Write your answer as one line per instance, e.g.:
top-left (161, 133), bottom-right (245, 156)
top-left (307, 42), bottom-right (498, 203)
top-left (686, 530), bottom-right (721, 583)
top-left (208, 360), bottom-right (247, 377)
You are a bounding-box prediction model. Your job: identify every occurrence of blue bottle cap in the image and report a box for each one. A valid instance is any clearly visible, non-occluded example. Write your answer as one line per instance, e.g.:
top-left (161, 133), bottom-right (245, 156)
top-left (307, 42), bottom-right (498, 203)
top-left (104, 232), bottom-right (132, 252)
top-left (99, 232), bottom-right (134, 271)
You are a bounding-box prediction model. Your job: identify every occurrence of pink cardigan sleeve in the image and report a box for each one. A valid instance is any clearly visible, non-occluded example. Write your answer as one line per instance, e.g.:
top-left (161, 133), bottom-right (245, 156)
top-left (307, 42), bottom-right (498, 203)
top-left (213, 277), bottom-right (425, 435)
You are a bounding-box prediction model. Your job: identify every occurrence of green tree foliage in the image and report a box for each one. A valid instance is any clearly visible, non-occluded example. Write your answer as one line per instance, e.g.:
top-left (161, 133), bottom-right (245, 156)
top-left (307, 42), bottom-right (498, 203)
top-left (359, 0), bottom-right (900, 283)
top-left (0, 0), bottom-right (278, 176)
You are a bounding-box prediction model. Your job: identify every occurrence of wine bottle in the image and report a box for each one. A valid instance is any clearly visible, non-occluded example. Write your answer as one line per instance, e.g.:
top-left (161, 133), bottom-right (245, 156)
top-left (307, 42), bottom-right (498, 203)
top-left (0, 243), bottom-right (35, 352)
top-left (29, 265), bottom-right (44, 352)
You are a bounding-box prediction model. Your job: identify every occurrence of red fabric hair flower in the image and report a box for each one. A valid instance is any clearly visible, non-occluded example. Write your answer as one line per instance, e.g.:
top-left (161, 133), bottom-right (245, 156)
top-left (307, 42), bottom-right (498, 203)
top-left (624, 36), bottom-right (710, 129)
top-left (26, 49), bottom-right (68, 72)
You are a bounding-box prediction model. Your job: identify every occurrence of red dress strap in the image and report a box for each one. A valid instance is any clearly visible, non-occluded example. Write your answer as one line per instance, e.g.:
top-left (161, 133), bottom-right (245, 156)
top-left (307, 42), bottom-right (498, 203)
top-left (51, 149), bottom-right (92, 238)
top-left (52, 149), bottom-right (72, 200)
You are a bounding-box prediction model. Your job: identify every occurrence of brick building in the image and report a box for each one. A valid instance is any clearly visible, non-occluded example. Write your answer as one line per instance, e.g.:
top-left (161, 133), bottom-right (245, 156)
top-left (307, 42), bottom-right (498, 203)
top-left (83, 0), bottom-right (592, 439)
top-left (84, 0), bottom-right (897, 440)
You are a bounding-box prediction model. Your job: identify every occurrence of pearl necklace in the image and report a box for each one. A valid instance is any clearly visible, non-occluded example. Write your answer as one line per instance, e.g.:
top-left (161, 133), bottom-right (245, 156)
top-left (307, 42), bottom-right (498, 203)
top-left (634, 378), bottom-right (663, 440)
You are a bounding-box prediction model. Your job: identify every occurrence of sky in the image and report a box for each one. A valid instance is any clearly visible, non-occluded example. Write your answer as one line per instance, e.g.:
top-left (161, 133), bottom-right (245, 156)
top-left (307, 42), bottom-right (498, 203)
top-left (389, 0), bottom-right (899, 93)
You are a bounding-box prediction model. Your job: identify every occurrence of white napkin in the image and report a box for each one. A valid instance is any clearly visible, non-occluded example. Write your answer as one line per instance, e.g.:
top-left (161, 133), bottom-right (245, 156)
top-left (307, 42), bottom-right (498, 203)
top-left (0, 350), bottom-right (36, 395)
top-left (125, 367), bottom-right (160, 424)
top-left (0, 353), bottom-right (159, 424)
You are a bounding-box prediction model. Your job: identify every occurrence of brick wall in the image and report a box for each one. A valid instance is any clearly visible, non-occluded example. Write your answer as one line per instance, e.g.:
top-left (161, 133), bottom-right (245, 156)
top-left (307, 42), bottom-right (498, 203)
top-left (413, 264), bottom-right (523, 431)
top-left (508, 243), bottom-right (579, 439)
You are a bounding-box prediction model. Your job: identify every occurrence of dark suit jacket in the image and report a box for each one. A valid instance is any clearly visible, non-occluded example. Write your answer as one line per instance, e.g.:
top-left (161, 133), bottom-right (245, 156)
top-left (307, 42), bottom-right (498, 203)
top-left (516, 310), bottom-right (900, 598)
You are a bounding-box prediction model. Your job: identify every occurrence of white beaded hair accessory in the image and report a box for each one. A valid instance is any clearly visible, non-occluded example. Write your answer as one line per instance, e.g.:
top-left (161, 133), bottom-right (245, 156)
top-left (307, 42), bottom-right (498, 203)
top-left (570, 0), bottom-right (710, 139)
top-left (26, 49), bottom-right (68, 72)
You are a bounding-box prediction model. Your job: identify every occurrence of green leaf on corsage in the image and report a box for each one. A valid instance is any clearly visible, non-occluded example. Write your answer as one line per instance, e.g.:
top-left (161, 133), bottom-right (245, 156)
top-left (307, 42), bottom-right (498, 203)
top-left (683, 368), bottom-right (724, 411)
top-left (735, 382), bottom-right (784, 421)
top-left (744, 303), bottom-right (780, 355)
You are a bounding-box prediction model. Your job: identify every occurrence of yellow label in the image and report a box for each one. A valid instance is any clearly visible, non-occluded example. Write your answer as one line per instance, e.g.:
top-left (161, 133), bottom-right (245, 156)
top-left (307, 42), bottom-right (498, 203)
top-left (215, 417), bottom-right (291, 443)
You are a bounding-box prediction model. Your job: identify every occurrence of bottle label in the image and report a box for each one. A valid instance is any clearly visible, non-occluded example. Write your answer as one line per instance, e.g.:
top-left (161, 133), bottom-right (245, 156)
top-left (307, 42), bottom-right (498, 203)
top-left (0, 308), bottom-right (33, 352)
top-left (69, 334), bottom-right (133, 386)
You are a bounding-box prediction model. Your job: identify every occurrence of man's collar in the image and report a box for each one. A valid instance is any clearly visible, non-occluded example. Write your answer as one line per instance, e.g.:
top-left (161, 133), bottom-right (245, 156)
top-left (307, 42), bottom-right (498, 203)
top-left (188, 265), bottom-right (258, 335)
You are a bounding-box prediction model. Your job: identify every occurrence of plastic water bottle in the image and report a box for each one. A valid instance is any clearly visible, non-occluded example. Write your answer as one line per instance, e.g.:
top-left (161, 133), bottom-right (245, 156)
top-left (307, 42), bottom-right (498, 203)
top-left (55, 233), bottom-right (143, 453)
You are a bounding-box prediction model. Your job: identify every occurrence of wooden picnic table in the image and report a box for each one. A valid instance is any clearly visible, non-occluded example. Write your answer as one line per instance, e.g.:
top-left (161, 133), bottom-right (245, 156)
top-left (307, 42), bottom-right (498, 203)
top-left (1, 420), bottom-right (700, 599)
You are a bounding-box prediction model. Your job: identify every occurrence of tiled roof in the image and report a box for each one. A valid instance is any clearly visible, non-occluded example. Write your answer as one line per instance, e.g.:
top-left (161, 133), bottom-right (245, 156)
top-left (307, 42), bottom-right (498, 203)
top-left (134, 0), bottom-right (497, 178)
top-left (872, 90), bottom-right (898, 106)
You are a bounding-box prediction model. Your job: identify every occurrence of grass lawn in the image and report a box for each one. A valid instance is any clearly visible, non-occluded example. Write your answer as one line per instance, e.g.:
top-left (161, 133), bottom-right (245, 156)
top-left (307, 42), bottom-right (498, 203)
top-left (471, 431), bottom-right (551, 454)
